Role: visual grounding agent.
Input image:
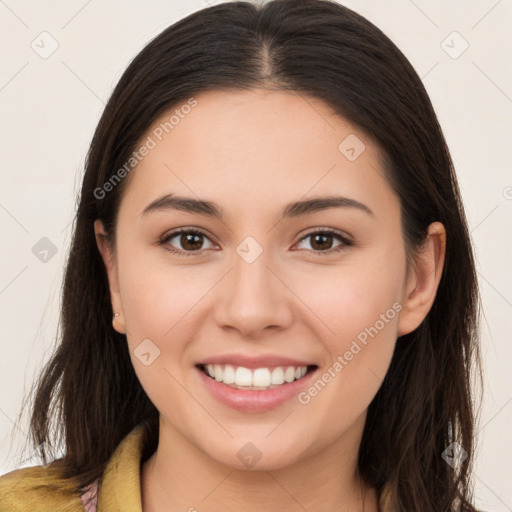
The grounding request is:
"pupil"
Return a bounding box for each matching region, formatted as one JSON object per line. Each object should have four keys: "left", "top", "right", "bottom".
{"left": 182, "top": 233, "right": 202, "bottom": 250}
{"left": 312, "top": 233, "right": 332, "bottom": 250}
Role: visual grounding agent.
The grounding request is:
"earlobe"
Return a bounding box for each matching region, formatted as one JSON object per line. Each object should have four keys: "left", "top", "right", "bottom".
{"left": 94, "top": 220, "right": 126, "bottom": 334}
{"left": 397, "top": 222, "right": 446, "bottom": 337}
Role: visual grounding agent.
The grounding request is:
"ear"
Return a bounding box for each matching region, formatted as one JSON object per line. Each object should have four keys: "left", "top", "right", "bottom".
{"left": 397, "top": 221, "right": 446, "bottom": 337}
{"left": 94, "top": 219, "right": 126, "bottom": 334}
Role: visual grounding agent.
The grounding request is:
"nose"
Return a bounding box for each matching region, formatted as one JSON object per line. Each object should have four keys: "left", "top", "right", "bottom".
{"left": 213, "top": 244, "right": 294, "bottom": 339}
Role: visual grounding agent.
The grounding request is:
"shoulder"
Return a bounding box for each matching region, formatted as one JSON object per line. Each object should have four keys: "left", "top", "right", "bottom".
{"left": 0, "top": 463, "right": 85, "bottom": 512}
{"left": 0, "top": 423, "right": 149, "bottom": 511}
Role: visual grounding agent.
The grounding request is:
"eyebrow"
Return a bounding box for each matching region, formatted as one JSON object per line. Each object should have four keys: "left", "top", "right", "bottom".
{"left": 141, "top": 193, "right": 374, "bottom": 219}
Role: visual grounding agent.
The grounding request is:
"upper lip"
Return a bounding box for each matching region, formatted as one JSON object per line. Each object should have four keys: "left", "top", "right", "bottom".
{"left": 197, "top": 354, "right": 316, "bottom": 369}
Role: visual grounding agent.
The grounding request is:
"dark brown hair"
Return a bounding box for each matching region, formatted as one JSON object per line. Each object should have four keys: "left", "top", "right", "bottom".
{"left": 14, "top": 1, "right": 482, "bottom": 510}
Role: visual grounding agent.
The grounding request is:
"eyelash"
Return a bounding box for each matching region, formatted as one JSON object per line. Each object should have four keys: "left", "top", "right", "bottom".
{"left": 157, "top": 227, "right": 352, "bottom": 258}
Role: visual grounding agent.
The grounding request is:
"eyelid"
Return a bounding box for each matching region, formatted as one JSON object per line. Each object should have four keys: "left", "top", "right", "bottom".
{"left": 160, "top": 226, "right": 213, "bottom": 241}
{"left": 295, "top": 226, "right": 353, "bottom": 244}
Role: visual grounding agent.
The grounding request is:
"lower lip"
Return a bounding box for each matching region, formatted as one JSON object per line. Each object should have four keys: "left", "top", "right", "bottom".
{"left": 196, "top": 366, "right": 318, "bottom": 413}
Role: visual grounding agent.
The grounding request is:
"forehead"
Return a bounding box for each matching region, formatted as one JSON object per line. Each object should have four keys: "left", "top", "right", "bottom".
{"left": 119, "top": 88, "right": 395, "bottom": 220}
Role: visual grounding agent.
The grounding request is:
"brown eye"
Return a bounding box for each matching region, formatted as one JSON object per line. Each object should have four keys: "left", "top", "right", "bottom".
{"left": 309, "top": 233, "right": 335, "bottom": 250}
{"left": 178, "top": 232, "right": 204, "bottom": 251}
{"left": 295, "top": 229, "right": 352, "bottom": 254}
{"left": 159, "top": 228, "right": 351, "bottom": 257}
{"left": 160, "top": 229, "right": 216, "bottom": 256}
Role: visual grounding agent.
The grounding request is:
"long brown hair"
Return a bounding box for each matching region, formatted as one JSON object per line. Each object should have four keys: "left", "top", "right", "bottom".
{"left": 14, "top": 1, "right": 482, "bottom": 510}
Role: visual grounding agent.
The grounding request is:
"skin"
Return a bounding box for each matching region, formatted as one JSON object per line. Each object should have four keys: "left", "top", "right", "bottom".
{"left": 95, "top": 88, "right": 446, "bottom": 512}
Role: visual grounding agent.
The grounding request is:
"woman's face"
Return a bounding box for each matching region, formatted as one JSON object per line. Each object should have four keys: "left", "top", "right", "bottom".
{"left": 95, "top": 88, "right": 441, "bottom": 471}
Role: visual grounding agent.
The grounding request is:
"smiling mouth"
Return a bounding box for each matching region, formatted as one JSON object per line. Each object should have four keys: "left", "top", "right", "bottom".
{"left": 197, "top": 363, "right": 318, "bottom": 391}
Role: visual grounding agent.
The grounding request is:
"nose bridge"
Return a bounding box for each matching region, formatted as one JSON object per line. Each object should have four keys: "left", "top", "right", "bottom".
{"left": 233, "top": 240, "right": 273, "bottom": 294}
{"left": 214, "top": 234, "right": 293, "bottom": 335}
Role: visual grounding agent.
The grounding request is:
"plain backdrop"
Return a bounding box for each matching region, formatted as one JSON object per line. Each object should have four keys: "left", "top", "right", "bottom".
{"left": 0, "top": 1, "right": 511, "bottom": 510}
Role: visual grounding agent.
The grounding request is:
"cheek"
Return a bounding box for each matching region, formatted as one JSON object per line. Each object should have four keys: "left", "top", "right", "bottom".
{"left": 291, "top": 248, "right": 404, "bottom": 417}
{"left": 117, "top": 237, "right": 215, "bottom": 341}
{"left": 291, "top": 245, "right": 405, "bottom": 347}
{"left": 116, "top": 250, "right": 209, "bottom": 426}
{"left": 116, "top": 248, "right": 220, "bottom": 408}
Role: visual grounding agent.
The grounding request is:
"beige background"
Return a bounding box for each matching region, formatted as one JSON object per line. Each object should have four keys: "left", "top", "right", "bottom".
{"left": 0, "top": 1, "right": 511, "bottom": 510}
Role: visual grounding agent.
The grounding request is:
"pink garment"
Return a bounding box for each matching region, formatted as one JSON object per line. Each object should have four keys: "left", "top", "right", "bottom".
{"left": 80, "top": 479, "right": 99, "bottom": 512}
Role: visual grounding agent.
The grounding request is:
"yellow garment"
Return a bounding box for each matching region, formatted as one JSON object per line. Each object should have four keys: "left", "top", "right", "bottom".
{"left": 0, "top": 424, "right": 395, "bottom": 511}
{"left": 0, "top": 424, "right": 146, "bottom": 512}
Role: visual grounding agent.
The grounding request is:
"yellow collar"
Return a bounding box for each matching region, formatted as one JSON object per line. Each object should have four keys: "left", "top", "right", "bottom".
{"left": 96, "top": 424, "right": 147, "bottom": 512}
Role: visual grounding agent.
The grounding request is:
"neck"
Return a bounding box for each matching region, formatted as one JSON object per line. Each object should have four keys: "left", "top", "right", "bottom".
{"left": 141, "top": 416, "right": 379, "bottom": 512}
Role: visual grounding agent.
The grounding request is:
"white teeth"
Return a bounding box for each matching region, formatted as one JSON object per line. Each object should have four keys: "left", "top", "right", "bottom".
{"left": 271, "top": 367, "right": 284, "bottom": 385}
{"left": 252, "top": 368, "right": 271, "bottom": 387}
{"left": 284, "top": 366, "right": 295, "bottom": 383}
{"left": 203, "top": 364, "right": 310, "bottom": 389}
{"left": 223, "top": 365, "right": 235, "bottom": 384}
{"left": 235, "top": 366, "right": 252, "bottom": 386}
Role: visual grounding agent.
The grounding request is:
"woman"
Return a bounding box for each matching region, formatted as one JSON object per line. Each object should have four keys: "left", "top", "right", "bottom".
{"left": 0, "top": 0, "right": 482, "bottom": 511}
